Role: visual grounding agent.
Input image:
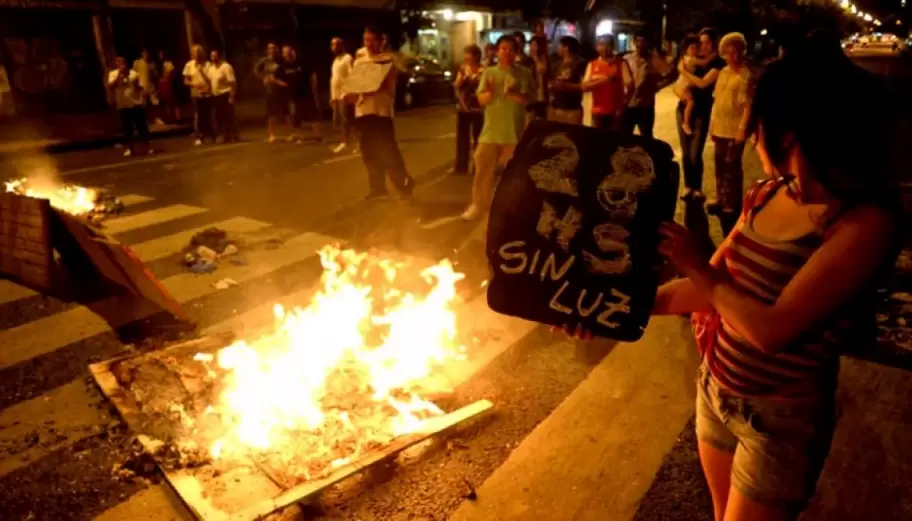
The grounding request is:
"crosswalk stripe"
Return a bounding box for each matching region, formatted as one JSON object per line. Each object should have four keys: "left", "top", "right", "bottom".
{"left": 0, "top": 281, "right": 39, "bottom": 306}
{"left": 0, "top": 231, "right": 337, "bottom": 370}
{"left": 128, "top": 216, "right": 270, "bottom": 263}
{"left": 102, "top": 204, "right": 210, "bottom": 235}
{"left": 115, "top": 194, "right": 155, "bottom": 207}
{"left": 0, "top": 380, "right": 113, "bottom": 477}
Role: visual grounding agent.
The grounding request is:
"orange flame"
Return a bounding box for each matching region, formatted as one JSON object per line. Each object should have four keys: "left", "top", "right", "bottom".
{"left": 196, "top": 245, "right": 466, "bottom": 477}
{"left": 4, "top": 178, "right": 97, "bottom": 215}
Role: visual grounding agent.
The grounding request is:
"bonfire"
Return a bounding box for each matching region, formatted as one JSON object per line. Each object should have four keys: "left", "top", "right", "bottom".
{"left": 178, "top": 245, "right": 467, "bottom": 483}
{"left": 4, "top": 178, "right": 123, "bottom": 220}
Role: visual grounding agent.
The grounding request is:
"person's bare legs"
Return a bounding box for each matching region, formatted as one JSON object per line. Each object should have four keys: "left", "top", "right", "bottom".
{"left": 267, "top": 116, "right": 277, "bottom": 143}
{"left": 699, "top": 441, "right": 735, "bottom": 521}
{"left": 723, "top": 488, "right": 795, "bottom": 521}
{"left": 683, "top": 96, "right": 695, "bottom": 135}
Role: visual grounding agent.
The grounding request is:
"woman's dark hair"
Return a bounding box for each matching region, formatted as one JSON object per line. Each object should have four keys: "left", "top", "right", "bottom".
{"left": 512, "top": 31, "right": 527, "bottom": 45}
{"left": 682, "top": 36, "right": 699, "bottom": 50}
{"left": 698, "top": 27, "right": 717, "bottom": 50}
{"left": 746, "top": 36, "right": 896, "bottom": 208}
{"left": 496, "top": 35, "right": 518, "bottom": 51}
{"left": 530, "top": 36, "right": 549, "bottom": 58}
{"left": 558, "top": 36, "right": 580, "bottom": 55}
{"left": 464, "top": 44, "right": 482, "bottom": 59}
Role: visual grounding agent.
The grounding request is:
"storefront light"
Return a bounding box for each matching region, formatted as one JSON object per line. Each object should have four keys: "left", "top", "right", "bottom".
{"left": 441, "top": 9, "right": 453, "bottom": 21}
{"left": 595, "top": 20, "right": 613, "bottom": 37}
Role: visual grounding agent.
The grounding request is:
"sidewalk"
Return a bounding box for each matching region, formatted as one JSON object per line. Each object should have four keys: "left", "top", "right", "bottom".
{"left": 0, "top": 98, "right": 280, "bottom": 157}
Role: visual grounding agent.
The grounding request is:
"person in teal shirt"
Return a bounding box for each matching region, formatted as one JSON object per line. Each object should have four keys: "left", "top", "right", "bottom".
{"left": 462, "top": 35, "right": 532, "bottom": 221}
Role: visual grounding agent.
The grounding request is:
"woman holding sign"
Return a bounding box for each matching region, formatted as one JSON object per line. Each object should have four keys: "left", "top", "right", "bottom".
{"left": 570, "top": 36, "right": 899, "bottom": 521}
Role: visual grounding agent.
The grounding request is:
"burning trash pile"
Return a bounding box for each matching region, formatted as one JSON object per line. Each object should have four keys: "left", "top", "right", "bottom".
{"left": 126, "top": 246, "right": 467, "bottom": 485}
{"left": 4, "top": 177, "right": 124, "bottom": 223}
{"left": 182, "top": 227, "right": 246, "bottom": 274}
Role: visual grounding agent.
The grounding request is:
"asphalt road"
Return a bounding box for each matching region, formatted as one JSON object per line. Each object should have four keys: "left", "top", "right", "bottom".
{"left": 0, "top": 79, "right": 911, "bottom": 521}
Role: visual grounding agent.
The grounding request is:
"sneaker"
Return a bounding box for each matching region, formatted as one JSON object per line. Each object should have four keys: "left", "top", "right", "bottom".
{"left": 399, "top": 178, "right": 415, "bottom": 199}
{"left": 295, "top": 139, "right": 303, "bottom": 146}
{"left": 123, "top": 149, "right": 132, "bottom": 157}
{"left": 267, "top": 136, "right": 276, "bottom": 144}
{"left": 680, "top": 188, "right": 694, "bottom": 202}
{"left": 461, "top": 205, "right": 482, "bottom": 221}
{"left": 194, "top": 139, "right": 203, "bottom": 146}
{"left": 154, "top": 118, "right": 165, "bottom": 126}
{"left": 147, "top": 148, "right": 155, "bottom": 156}
{"left": 693, "top": 190, "right": 707, "bottom": 202}
{"left": 365, "top": 191, "right": 390, "bottom": 201}
{"left": 332, "top": 143, "right": 348, "bottom": 154}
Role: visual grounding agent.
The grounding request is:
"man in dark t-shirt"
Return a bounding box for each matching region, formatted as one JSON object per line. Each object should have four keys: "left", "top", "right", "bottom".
{"left": 277, "top": 46, "right": 323, "bottom": 144}
{"left": 677, "top": 28, "right": 725, "bottom": 201}
{"left": 547, "top": 36, "right": 587, "bottom": 125}
{"left": 255, "top": 42, "right": 286, "bottom": 143}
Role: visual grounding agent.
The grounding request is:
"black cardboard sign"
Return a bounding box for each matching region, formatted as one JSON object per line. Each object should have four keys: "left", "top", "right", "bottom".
{"left": 486, "top": 121, "right": 679, "bottom": 342}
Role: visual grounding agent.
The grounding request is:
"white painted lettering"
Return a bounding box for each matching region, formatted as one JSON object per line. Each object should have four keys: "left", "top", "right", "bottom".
{"left": 540, "top": 252, "right": 575, "bottom": 282}
{"left": 548, "top": 280, "right": 574, "bottom": 314}
{"left": 596, "top": 289, "right": 632, "bottom": 329}
{"left": 498, "top": 240, "right": 528, "bottom": 274}
{"left": 576, "top": 289, "right": 603, "bottom": 318}
{"left": 537, "top": 201, "right": 583, "bottom": 251}
{"left": 528, "top": 249, "right": 541, "bottom": 275}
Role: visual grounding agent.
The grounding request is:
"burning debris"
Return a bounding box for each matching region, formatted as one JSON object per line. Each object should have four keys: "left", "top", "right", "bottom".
{"left": 97, "top": 245, "right": 478, "bottom": 495}
{"left": 182, "top": 227, "right": 246, "bottom": 273}
{"left": 4, "top": 177, "right": 124, "bottom": 223}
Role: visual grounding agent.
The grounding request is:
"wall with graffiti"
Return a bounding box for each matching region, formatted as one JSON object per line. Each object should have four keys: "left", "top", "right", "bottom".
{"left": 0, "top": 8, "right": 108, "bottom": 116}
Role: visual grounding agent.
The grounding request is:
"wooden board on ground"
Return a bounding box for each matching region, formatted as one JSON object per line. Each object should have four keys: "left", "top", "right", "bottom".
{"left": 89, "top": 336, "right": 493, "bottom": 521}
{"left": 52, "top": 209, "right": 187, "bottom": 320}
{"left": 0, "top": 192, "right": 54, "bottom": 290}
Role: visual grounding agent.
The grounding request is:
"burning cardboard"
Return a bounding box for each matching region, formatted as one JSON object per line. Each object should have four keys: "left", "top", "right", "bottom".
{"left": 4, "top": 177, "right": 125, "bottom": 224}
{"left": 90, "top": 246, "right": 492, "bottom": 520}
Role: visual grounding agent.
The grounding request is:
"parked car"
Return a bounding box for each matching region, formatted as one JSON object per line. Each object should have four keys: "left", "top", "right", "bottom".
{"left": 396, "top": 56, "right": 456, "bottom": 110}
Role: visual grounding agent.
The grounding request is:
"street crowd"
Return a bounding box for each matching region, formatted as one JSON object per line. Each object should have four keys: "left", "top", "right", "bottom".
{"left": 450, "top": 27, "right": 752, "bottom": 230}
{"left": 102, "top": 17, "right": 905, "bottom": 521}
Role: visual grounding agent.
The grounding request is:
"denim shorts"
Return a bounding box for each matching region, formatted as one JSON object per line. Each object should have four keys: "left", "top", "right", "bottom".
{"left": 695, "top": 364, "right": 837, "bottom": 510}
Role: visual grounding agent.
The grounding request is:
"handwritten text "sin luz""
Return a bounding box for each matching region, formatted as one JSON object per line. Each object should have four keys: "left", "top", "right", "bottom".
{"left": 498, "top": 240, "right": 632, "bottom": 328}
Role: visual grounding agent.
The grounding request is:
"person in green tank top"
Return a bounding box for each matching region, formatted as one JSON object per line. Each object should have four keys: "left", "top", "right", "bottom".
{"left": 461, "top": 35, "right": 532, "bottom": 221}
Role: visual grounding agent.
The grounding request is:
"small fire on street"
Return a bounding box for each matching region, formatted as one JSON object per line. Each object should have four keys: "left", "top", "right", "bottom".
{"left": 4, "top": 177, "right": 123, "bottom": 221}
{"left": 90, "top": 244, "right": 490, "bottom": 519}
{"left": 190, "top": 245, "right": 468, "bottom": 481}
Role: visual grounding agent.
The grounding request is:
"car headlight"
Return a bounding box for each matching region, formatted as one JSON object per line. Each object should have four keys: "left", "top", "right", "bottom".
{"left": 408, "top": 77, "right": 417, "bottom": 84}
{"left": 444, "top": 70, "right": 452, "bottom": 78}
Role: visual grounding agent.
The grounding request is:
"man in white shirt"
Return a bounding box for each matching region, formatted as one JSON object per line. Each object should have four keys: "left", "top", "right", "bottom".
{"left": 183, "top": 45, "right": 215, "bottom": 145}
{"left": 329, "top": 37, "right": 354, "bottom": 153}
{"left": 108, "top": 56, "right": 152, "bottom": 157}
{"left": 207, "top": 49, "right": 238, "bottom": 143}
{"left": 132, "top": 49, "right": 162, "bottom": 125}
{"left": 344, "top": 26, "right": 414, "bottom": 200}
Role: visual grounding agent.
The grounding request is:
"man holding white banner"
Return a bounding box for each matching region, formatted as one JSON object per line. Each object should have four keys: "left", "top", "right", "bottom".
{"left": 344, "top": 26, "right": 414, "bottom": 201}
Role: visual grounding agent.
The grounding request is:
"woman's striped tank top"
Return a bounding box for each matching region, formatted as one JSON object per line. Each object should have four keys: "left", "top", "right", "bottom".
{"left": 708, "top": 179, "right": 860, "bottom": 397}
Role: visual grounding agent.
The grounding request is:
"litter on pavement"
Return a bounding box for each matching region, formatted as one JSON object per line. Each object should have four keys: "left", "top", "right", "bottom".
{"left": 182, "top": 227, "right": 249, "bottom": 273}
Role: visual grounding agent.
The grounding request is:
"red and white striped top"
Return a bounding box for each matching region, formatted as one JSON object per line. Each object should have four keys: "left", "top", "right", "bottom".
{"left": 708, "top": 179, "right": 861, "bottom": 397}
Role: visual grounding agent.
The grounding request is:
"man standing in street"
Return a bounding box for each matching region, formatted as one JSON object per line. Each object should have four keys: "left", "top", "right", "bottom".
{"left": 329, "top": 37, "right": 355, "bottom": 153}
{"left": 462, "top": 35, "right": 532, "bottom": 220}
{"left": 207, "top": 49, "right": 237, "bottom": 143}
{"left": 622, "top": 32, "right": 671, "bottom": 139}
{"left": 278, "top": 46, "right": 323, "bottom": 145}
{"left": 548, "top": 36, "right": 587, "bottom": 124}
{"left": 255, "top": 43, "right": 287, "bottom": 144}
{"left": 108, "top": 56, "right": 152, "bottom": 157}
{"left": 345, "top": 26, "right": 414, "bottom": 201}
{"left": 183, "top": 45, "right": 214, "bottom": 145}
{"left": 132, "top": 49, "right": 162, "bottom": 126}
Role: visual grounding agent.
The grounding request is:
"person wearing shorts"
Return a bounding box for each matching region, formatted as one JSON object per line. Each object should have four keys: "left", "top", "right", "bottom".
{"left": 329, "top": 37, "right": 355, "bottom": 153}
{"left": 255, "top": 42, "right": 286, "bottom": 143}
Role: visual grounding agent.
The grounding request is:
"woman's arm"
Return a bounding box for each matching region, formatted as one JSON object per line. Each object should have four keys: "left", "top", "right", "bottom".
{"left": 682, "top": 68, "right": 719, "bottom": 89}
{"left": 654, "top": 224, "right": 735, "bottom": 315}
{"left": 682, "top": 206, "right": 896, "bottom": 354}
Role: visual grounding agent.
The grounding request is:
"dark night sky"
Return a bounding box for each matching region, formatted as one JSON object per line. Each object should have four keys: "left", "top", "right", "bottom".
{"left": 854, "top": 0, "right": 904, "bottom": 17}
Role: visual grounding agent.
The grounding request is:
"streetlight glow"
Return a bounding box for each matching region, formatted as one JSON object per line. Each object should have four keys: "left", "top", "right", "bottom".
{"left": 760, "top": 29, "right": 768, "bottom": 36}
{"left": 840, "top": 0, "right": 850, "bottom": 8}
{"left": 441, "top": 8, "right": 453, "bottom": 20}
{"left": 850, "top": 5, "right": 858, "bottom": 13}
{"left": 864, "top": 13, "right": 873, "bottom": 22}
